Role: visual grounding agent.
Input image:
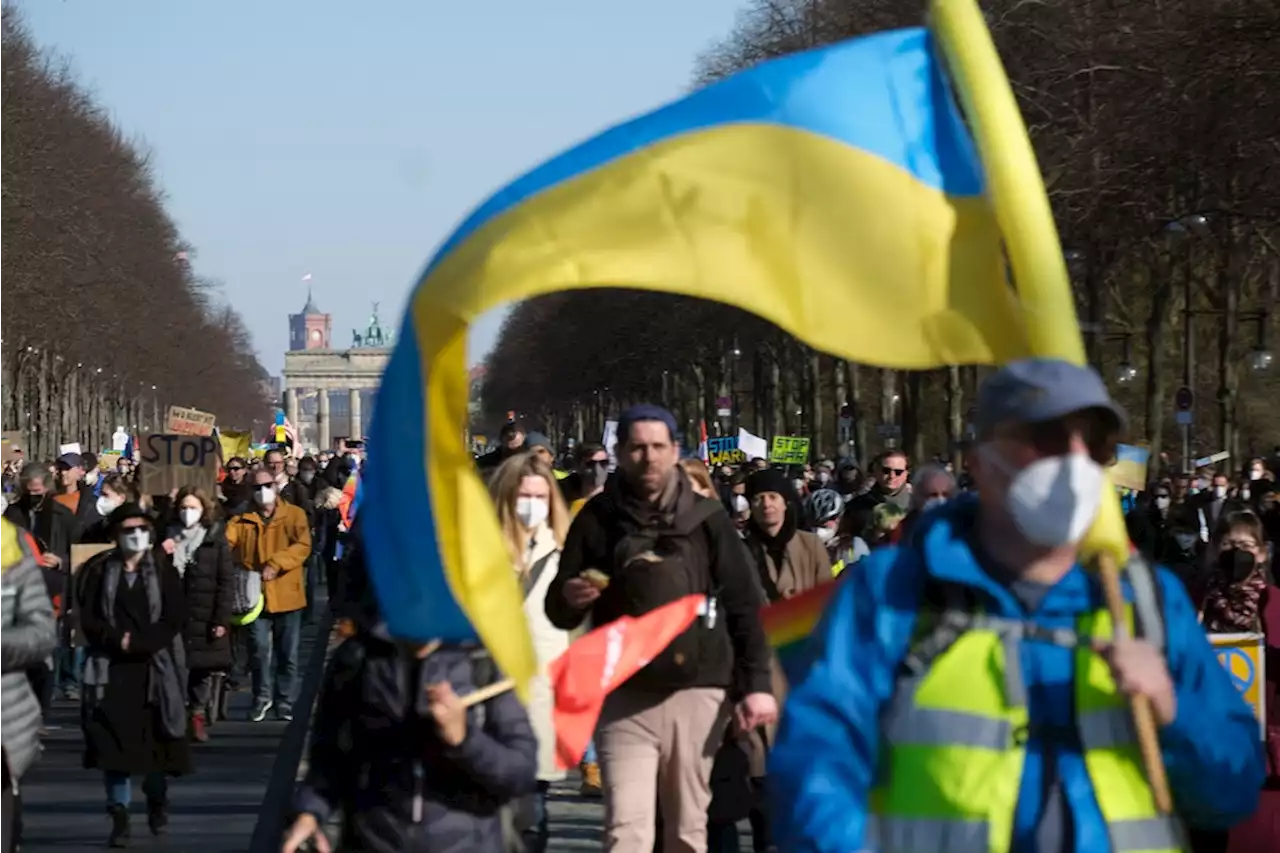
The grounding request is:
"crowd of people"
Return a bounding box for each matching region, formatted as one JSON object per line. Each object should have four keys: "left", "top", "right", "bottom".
{"left": 0, "top": 444, "right": 362, "bottom": 848}
{"left": 4, "top": 357, "right": 1279, "bottom": 853}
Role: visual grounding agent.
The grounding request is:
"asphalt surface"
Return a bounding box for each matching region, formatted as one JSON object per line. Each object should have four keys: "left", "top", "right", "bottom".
{"left": 19, "top": 610, "right": 330, "bottom": 853}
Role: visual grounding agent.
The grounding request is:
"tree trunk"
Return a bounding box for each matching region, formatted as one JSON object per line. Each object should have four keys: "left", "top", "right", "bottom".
{"left": 946, "top": 366, "right": 964, "bottom": 471}
{"left": 879, "top": 369, "right": 898, "bottom": 453}
{"left": 1143, "top": 260, "right": 1176, "bottom": 465}
{"left": 848, "top": 361, "right": 866, "bottom": 467}
{"left": 808, "top": 348, "right": 823, "bottom": 457}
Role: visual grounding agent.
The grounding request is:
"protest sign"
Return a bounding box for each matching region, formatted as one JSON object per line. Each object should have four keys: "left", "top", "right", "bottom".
{"left": 1110, "top": 444, "right": 1150, "bottom": 492}
{"left": 1210, "top": 632, "right": 1266, "bottom": 739}
{"left": 769, "top": 436, "right": 811, "bottom": 465}
{"left": 707, "top": 436, "right": 747, "bottom": 467}
{"left": 166, "top": 406, "right": 217, "bottom": 436}
{"left": 1, "top": 432, "right": 24, "bottom": 465}
{"left": 59, "top": 442, "right": 83, "bottom": 456}
{"left": 138, "top": 433, "right": 219, "bottom": 495}
{"left": 97, "top": 451, "right": 122, "bottom": 471}
{"left": 218, "top": 429, "right": 252, "bottom": 463}
{"left": 737, "top": 429, "right": 769, "bottom": 462}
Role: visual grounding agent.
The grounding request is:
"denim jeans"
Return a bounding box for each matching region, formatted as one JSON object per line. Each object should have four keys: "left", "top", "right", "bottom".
{"left": 54, "top": 645, "right": 85, "bottom": 694}
{"left": 583, "top": 739, "right": 597, "bottom": 763}
{"left": 103, "top": 770, "right": 167, "bottom": 806}
{"left": 246, "top": 609, "right": 302, "bottom": 709}
{"left": 520, "top": 780, "right": 551, "bottom": 853}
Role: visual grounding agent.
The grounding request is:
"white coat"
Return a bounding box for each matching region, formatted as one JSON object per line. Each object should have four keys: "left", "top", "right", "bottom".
{"left": 518, "top": 522, "right": 570, "bottom": 781}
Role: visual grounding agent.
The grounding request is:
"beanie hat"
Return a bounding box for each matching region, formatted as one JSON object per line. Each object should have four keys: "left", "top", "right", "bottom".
{"left": 617, "top": 404, "right": 678, "bottom": 443}
{"left": 745, "top": 467, "right": 794, "bottom": 502}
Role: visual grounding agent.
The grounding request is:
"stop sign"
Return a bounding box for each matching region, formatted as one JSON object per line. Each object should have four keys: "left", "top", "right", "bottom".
{"left": 1175, "top": 386, "right": 1193, "bottom": 412}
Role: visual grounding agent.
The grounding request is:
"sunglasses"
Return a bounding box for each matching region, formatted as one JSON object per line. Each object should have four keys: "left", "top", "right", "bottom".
{"left": 227, "top": 466, "right": 244, "bottom": 472}
{"left": 883, "top": 468, "right": 907, "bottom": 476}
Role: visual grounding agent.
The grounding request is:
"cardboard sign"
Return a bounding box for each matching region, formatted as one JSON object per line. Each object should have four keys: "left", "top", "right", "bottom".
{"left": 97, "top": 451, "right": 122, "bottom": 471}
{"left": 707, "top": 436, "right": 747, "bottom": 467}
{"left": 59, "top": 442, "right": 82, "bottom": 456}
{"left": 71, "top": 543, "right": 114, "bottom": 574}
{"left": 138, "top": 433, "right": 220, "bottom": 495}
{"left": 165, "top": 406, "right": 216, "bottom": 436}
{"left": 1, "top": 431, "right": 24, "bottom": 465}
{"left": 1110, "top": 444, "right": 1150, "bottom": 492}
{"left": 1210, "top": 632, "right": 1266, "bottom": 740}
{"left": 769, "top": 436, "right": 811, "bottom": 466}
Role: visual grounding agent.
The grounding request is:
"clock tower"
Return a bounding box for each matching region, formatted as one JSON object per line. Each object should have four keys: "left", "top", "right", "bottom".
{"left": 289, "top": 288, "right": 331, "bottom": 350}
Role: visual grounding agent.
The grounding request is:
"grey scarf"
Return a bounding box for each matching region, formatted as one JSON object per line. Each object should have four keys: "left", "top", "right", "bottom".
{"left": 168, "top": 523, "right": 207, "bottom": 578}
{"left": 82, "top": 551, "right": 188, "bottom": 739}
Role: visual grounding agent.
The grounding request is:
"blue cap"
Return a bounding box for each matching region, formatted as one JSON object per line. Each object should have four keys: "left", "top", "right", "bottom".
{"left": 617, "top": 403, "right": 678, "bottom": 443}
{"left": 976, "top": 358, "right": 1126, "bottom": 437}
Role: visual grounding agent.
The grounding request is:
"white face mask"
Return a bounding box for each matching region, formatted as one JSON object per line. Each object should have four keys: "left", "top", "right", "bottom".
{"left": 733, "top": 494, "right": 750, "bottom": 514}
{"left": 255, "top": 486, "right": 277, "bottom": 507}
{"left": 1249, "top": 469, "right": 1263, "bottom": 481}
{"left": 1155, "top": 496, "right": 1171, "bottom": 511}
{"left": 793, "top": 479, "right": 807, "bottom": 494}
{"left": 1240, "top": 488, "right": 1251, "bottom": 502}
{"left": 815, "top": 526, "right": 836, "bottom": 544}
{"left": 119, "top": 529, "right": 152, "bottom": 553}
{"left": 983, "top": 446, "right": 1103, "bottom": 548}
{"left": 515, "top": 496, "right": 549, "bottom": 530}
{"left": 1213, "top": 485, "right": 1228, "bottom": 500}
{"left": 84, "top": 469, "right": 99, "bottom": 486}
{"left": 96, "top": 495, "right": 123, "bottom": 518}
{"left": 180, "top": 507, "right": 203, "bottom": 529}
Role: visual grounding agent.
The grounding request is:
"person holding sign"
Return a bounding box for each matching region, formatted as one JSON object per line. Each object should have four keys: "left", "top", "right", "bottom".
{"left": 770, "top": 358, "right": 1264, "bottom": 853}
{"left": 225, "top": 469, "right": 312, "bottom": 723}
{"left": 1194, "top": 509, "right": 1280, "bottom": 852}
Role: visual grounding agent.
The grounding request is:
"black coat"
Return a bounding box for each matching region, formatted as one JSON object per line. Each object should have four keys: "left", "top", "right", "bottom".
{"left": 294, "top": 635, "right": 538, "bottom": 853}
{"left": 4, "top": 495, "right": 77, "bottom": 604}
{"left": 78, "top": 550, "right": 192, "bottom": 777}
{"left": 172, "top": 523, "right": 235, "bottom": 671}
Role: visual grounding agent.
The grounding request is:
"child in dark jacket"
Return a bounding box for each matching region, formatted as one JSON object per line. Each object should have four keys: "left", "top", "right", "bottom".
{"left": 283, "top": 626, "right": 538, "bottom": 853}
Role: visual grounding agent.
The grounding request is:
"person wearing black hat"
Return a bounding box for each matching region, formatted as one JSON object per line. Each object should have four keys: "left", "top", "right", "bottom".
{"left": 769, "top": 357, "right": 1263, "bottom": 853}
{"left": 545, "top": 403, "right": 773, "bottom": 853}
{"left": 77, "top": 503, "right": 190, "bottom": 846}
{"left": 741, "top": 468, "right": 831, "bottom": 603}
{"left": 477, "top": 420, "right": 528, "bottom": 480}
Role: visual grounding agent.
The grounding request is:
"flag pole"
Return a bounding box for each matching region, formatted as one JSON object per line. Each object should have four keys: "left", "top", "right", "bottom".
{"left": 929, "top": 0, "right": 1172, "bottom": 813}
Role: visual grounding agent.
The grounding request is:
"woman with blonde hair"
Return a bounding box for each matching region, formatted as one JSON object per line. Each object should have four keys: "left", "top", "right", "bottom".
{"left": 678, "top": 457, "right": 717, "bottom": 499}
{"left": 489, "top": 452, "right": 571, "bottom": 853}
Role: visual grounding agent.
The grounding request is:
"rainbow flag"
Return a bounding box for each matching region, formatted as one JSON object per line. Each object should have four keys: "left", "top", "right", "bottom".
{"left": 759, "top": 581, "right": 840, "bottom": 684}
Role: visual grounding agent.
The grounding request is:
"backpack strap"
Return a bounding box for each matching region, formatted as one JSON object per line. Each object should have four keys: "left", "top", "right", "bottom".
{"left": 1123, "top": 553, "right": 1166, "bottom": 652}
{"left": 898, "top": 579, "right": 981, "bottom": 678}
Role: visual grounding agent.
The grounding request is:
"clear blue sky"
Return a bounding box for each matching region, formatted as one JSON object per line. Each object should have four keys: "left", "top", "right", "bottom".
{"left": 18, "top": 0, "right": 744, "bottom": 374}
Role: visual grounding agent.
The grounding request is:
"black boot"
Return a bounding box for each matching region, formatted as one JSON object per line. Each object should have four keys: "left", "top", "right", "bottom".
{"left": 146, "top": 798, "right": 168, "bottom": 835}
{"left": 106, "top": 804, "right": 130, "bottom": 848}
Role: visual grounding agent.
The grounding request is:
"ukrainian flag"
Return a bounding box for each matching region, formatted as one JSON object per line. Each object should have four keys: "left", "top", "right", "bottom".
{"left": 362, "top": 27, "right": 1032, "bottom": 696}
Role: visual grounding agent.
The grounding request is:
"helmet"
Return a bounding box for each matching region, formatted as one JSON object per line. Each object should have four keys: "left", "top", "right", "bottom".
{"left": 805, "top": 488, "right": 845, "bottom": 526}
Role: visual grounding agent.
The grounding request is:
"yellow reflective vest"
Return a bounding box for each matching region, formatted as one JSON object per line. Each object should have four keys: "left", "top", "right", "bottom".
{"left": 867, "top": 578, "right": 1184, "bottom": 853}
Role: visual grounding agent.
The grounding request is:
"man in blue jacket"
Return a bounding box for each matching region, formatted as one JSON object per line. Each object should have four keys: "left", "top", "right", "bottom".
{"left": 769, "top": 357, "right": 1263, "bottom": 853}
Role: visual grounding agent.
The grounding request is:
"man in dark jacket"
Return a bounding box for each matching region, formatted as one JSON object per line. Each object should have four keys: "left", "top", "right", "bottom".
{"left": 477, "top": 421, "right": 527, "bottom": 480}
{"left": 53, "top": 452, "right": 99, "bottom": 536}
{"left": 545, "top": 403, "right": 774, "bottom": 853}
{"left": 283, "top": 626, "right": 538, "bottom": 853}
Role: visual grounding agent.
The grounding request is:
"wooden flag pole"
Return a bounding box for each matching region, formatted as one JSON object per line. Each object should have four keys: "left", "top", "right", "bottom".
{"left": 1095, "top": 552, "right": 1174, "bottom": 814}
{"left": 461, "top": 678, "right": 516, "bottom": 708}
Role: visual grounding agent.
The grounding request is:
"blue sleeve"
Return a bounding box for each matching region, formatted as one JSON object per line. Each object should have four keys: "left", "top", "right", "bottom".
{"left": 767, "top": 549, "right": 919, "bottom": 853}
{"left": 444, "top": 688, "right": 539, "bottom": 800}
{"left": 1155, "top": 568, "right": 1265, "bottom": 827}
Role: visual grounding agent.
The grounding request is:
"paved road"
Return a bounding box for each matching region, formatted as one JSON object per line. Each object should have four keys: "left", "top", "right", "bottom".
{"left": 19, "top": 612, "right": 330, "bottom": 853}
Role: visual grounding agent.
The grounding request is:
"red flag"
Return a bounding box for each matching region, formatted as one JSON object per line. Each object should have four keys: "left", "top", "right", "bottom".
{"left": 549, "top": 594, "right": 705, "bottom": 770}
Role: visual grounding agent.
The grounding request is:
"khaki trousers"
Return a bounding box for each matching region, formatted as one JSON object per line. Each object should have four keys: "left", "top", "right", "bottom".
{"left": 596, "top": 686, "right": 730, "bottom": 853}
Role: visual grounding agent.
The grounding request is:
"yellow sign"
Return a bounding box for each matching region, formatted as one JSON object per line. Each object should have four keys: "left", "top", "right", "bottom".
{"left": 1210, "top": 632, "right": 1266, "bottom": 739}
{"left": 769, "top": 436, "right": 811, "bottom": 466}
{"left": 98, "top": 451, "right": 122, "bottom": 472}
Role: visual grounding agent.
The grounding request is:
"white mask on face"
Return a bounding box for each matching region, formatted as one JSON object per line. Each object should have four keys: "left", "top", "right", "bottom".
{"left": 84, "top": 469, "right": 99, "bottom": 486}
{"left": 119, "top": 529, "right": 152, "bottom": 553}
{"left": 982, "top": 446, "right": 1104, "bottom": 548}
{"left": 96, "top": 495, "right": 123, "bottom": 518}
{"left": 733, "top": 494, "right": 750, "bottom": 514}
{"left": 516, "top": 497, "right": 549, "bottom": 530}
{"left": 1213, "top": 485, "right": 1228, "bottom": 500}
{"left": 1155, "top": 496, "right": 1171, "bottom": 511}
{"left": 180, "top": 507, "right": 202, "bottom": 529}
{"left": 815, "top": 526, "right": 836, "bottom": 544}
{"left": 1249, "top": 469, "right": 1263, "bottom": 481}
{"left": 255, "top": 486, "right": 277, "bottom": 507}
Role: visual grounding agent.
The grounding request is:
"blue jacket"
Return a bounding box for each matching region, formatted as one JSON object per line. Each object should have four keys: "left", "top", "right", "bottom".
{"left": 768, "top": 496, "right": 1264, "bottom": 853}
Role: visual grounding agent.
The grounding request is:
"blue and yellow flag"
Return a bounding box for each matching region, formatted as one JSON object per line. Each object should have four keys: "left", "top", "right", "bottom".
{"left": 362, "top": 26, "right": 1037, "bottom": 696}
